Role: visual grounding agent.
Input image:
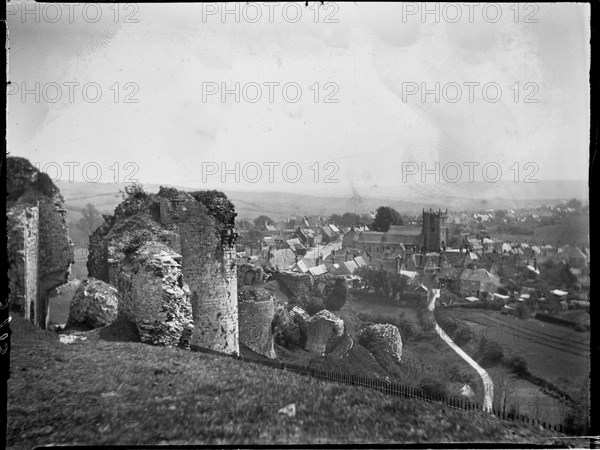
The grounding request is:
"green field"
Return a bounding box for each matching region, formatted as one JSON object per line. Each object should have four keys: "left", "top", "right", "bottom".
{"left": 344, "top": 293, "right": 485, "bottom": 402}
{"left": 436, "top": 307, "right": 590, "bottom": 425}
{"left": 493, "top": 214, "right": 589, "bottom": 246}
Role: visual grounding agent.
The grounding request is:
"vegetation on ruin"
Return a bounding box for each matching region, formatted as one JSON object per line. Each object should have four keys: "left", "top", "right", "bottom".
{"left": 7, "top": 157, "right": 61, "bottom": 204}
{"left": 189, "top": 190, "right": 236, "bottom": 227}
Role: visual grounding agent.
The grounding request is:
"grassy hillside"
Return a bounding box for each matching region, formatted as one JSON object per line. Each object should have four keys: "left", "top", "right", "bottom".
{"left": 8, "top": 315, "right": 572, "bottom": 448}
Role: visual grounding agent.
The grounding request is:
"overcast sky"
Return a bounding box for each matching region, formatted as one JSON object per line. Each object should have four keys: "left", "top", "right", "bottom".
{"left": 7, "top": 2, "right": 590, "bottom": 197}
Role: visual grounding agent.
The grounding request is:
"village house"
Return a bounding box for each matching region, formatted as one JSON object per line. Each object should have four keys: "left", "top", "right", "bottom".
{"left": 458, "top": 268, "right": 502, "bottom": 297}
{"left": 558, "top": 245, "right": 588, "bottom": 269}
{"left": 296, "top": 228, "right": 316, "bottom": 248}
{"left": 320, "top": 224, "right": 341, "bottom": 244}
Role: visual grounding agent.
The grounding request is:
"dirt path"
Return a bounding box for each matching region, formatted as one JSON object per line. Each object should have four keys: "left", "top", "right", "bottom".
{"left": 428, "top": 289, "right": 494, "bottom": 413}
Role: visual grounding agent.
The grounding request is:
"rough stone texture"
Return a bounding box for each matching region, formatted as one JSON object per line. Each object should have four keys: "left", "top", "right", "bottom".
{"left": 238, "top": 287, "right": 276, "bottom": 359}
{"left": 176, "top": 200, "right": 238, "bottom": 355}
{"left": 117, "top": 242, "right": 194, "bottom": 347}
{"left": 358, "top": 324, "right": 403, "bottom": 362}
{"left": 7, "top": 157, "right": 74, "bottom": 329}
{"left": 7, "top": 206, "right": 39, "bottom": 322}
{"left": 88, "top": 185, "right": 238, "bottom": 354}
{"left": 290, "top": 306, "right": 310, "bottom": 323}
{"left": 271, "top": 271, "right": 313, "bottom": 300}
{"left": 237, "top": 263, "right": 266, "bottom": 289}
{"left": 67, "top": 278, "right": 119, "bottom": 329}
{"left": 305, "top": 310, "right": 345, "bottom": 356}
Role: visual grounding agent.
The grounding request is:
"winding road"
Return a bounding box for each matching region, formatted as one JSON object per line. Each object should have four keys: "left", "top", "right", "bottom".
{"left": 427, "top": 289, "right": 494, "bottom": 413}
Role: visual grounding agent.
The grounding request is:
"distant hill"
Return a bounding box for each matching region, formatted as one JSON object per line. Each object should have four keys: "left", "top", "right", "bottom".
{"left": 56, "top": 179, "right": 588, "bottom": 221}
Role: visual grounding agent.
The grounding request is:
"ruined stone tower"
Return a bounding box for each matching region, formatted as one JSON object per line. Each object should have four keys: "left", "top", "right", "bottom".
{"left": 161, "top": 196, "right": 239, "bottom": 355}
{"left": 422, "top": 208, "right": 448, "bottom": 252}
{"left": 88, "top": 186, "right": 239, "bottom": 355}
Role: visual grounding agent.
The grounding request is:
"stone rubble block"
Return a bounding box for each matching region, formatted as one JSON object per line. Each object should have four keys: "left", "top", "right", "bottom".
{"left": 67, "top": 278, "right": 119, "bottom": 329}
{"left": 117, "top": 242, "right": 194, "bottom": 348}
{"left": 358, "top": 323, "right": 403, "bottom": 362}
{"left": 238, "top": 287, "right": 276, "bottom": 359}
{"left": 305, "top": 309, "right": 345, "bottom": 356}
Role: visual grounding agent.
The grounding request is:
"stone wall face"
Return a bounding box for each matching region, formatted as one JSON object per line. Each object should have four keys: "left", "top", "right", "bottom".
{"left": 87, "top": 228, "right": 110, "bottom": 282}
{"left": 271, "top": 271, "right": 313, "bottom": 299}
{"left": 7, "top": 157, "right": 74, "bottom": 329}
{"left": 305, "top": 310, "right": 345, "bottom": 356}
{"left": 7, "top": 205, "right": 39, "bottom": 322}
{"left": 117, "top": 243, "right": 193, "bottom": 347}
{"left": 359, "top": 324, "right": 403, "bottom": 362}
{"left": 237, "top": 263, "right": 266, "bottom": 289}
{"left": 86, "top": 187, "right": 238, "bottom": 353}
{"left": 177, "top": 201, "right": 239, "bottom": 355}
{"left": 38, "top": 201, "right": 73, "bottom": 290}
{"left": 238, "top": 287, "right": 275, "bottom": 359}
{"left": 68, "top": 278, "right": 119, "bottom": 329}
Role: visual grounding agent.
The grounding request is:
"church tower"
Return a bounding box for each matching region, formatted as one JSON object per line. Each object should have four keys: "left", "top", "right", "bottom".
{"left": 422, "top": 208, "right": 448, "bottom": 252}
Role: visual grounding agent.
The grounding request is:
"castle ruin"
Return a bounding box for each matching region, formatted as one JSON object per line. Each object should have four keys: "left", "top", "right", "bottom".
{"left": 88, "top": 186, "right": 239, "bottom": 355}
{"left": 7, "top": 157, "right": 74, "bottom": 329}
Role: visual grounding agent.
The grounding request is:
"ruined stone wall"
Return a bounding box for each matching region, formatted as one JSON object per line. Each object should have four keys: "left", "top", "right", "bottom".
{"left": 238, "top": 287, "right": 275, "bottom": 359}
{"left": 7, "top": 205, "right": 39, "bottom": 322}
{"left": 86, "top": 186, "right": 238, "bottom": 353}
{"left": 116, "top": 242, "right": 193, "bottom": 347}
{"left": 359, "top": 324, "right": 403, "bottom": 362}
{"left": 87, "top": 227, "right": 110, "bottom": 282}
{"left": 38, "top": 201, "right": 73, "bottom": 306}
{"left": 271, "top": 271, "right": 313, "bottom": 300}
{"left": 305, "top": 310, "right": 344, "bottom": 356}
{"left": 68, "top": 278, "right": 119, "bottom": 329}
{"left": 237, "top": 263, "right": 266, "bottom": 289}
{"left": 177, "top": 201, "right": 238, "bottom": 355}
{"left": 7, "top": 157, "right": 73, "bottom": 329}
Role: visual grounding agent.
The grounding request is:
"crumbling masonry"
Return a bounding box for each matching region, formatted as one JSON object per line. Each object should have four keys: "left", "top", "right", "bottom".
{"left": 7, "top": 157, "right": 74, "bottom": 329}
{"left": 88, "top": 186, "right": 239, "bottom": 354}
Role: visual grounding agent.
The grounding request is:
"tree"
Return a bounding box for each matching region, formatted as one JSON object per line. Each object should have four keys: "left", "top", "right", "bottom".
{"left": 329, "top": 212, "right": 371, "bottom": 227}
{"left": 495, "top": 372, "right": 517, "bottom": 417}
{"left": 387, "top": 272, "right": 410, "bottom": 304}
{"left": 254, "top": 215, "right": 274, "bottom": 228}
{"left": 566, "top": 198, "right": 582, "bottom": 210}
{"left": 76, "top": 204, "right": 104, "bottom": 243}
{"left": 236, "top": 219, "right": 253, "bottom": 231}
{"left": 371, "top": 206, "right": 403, "bottom": 232}
{"left": 540, "top": 260, "right": 577, "bottom": 288}
{"left": 325, "top": 278, "right": 349, "bottom": 310}
{"left": 354, "top": 266, "right": 409, "bottom": 302}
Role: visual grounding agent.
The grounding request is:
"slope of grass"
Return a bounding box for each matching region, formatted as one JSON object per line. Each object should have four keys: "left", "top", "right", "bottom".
{"left": 7, "top": 315, "right": 574, "bottom": 448}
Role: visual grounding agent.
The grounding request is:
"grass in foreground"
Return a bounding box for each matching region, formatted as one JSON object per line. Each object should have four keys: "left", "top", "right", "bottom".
{"left": 7, "top": 315, "right": 579, "bottom": 448}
